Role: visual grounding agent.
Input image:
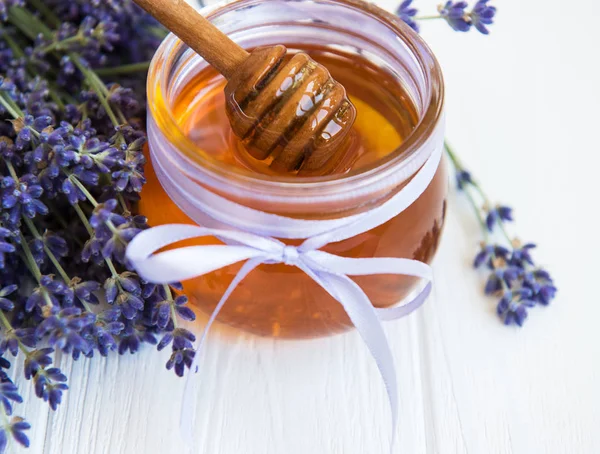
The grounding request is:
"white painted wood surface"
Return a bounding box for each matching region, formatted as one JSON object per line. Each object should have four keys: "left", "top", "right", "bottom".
{"left": 11, "top": 0, "right": 600, "bottom": 452}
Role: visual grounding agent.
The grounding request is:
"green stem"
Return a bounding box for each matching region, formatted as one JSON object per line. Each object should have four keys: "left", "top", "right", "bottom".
{"left": 415, "top": 15, "right": 443, "bottom": 20}
{"left": 95, "top": 62, "right": 152, "bottom": 76}
{"left": 71, "top": 57, "right": 121, "bottom": 127}
{"left": 73, "top": 203, "right": 94, "bottom": 237}
{"left": 7, "top": 8, "right": 37, "bottom": 40}
{"left": 38, "top": 36, "right": 82, "bottom": 54}
{"left": 444, "top": 142, "right": 489, "bottom": 240}
{"left": 2, "top": 32, "right": 23, "bottom": 57}
{"left": 0, "top": 93, "right": 22, "bottom": 119}
{"left": 463, "top": 186, "right": 489, "bottom": 241}
{"left": 23, "top": 218, "right": 94, "bottom": 312}
{"left": 67, "top": 175, "right": 120, "bottom": 237}
{"left": 22, "top": 217, "right": 71, "bottom": 283}
{"left": 47, "top": 82, "right": 67, "bottom": 110}
{"left": 26, "top": 0, "right": 61, "bottom": 28}
{"left": 67, "top": 173, "right": 99, "bottom": 206}
{"left": 444, "top": 141, "right": 463, "bottom": 170}
{"left": 497, "top": 219, "right": 513, "bottom": 245}
{"left": 8, "top": 203, "right": 54, "bottom": 307}
{"left": 117, "top": 194, "right": 129, "bottom": 214}
{"left": 446, "top": 141, "right": 515, "bottom": 245}
{"left": 8, "top": 6, "right": 53, "bottom": 39}
{"left": 18, "top": 232, "right": 42, "bottom": 282}
{"left": 164, "top": 285, "right": 178, "bottom": 328}
{"left": 4, "top": 161, "right": 19, "bottom": 182}
{"left": 105, "top": 258, "right": 120, "bottom": 280}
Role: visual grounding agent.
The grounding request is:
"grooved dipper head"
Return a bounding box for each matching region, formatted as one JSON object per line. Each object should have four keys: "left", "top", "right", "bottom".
{"left": 224, "top": 45, "right": 357, "bottom": 174}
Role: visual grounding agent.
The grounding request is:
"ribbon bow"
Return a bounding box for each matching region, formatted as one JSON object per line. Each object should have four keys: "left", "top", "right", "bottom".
{"left": 127, "top": 223, "right": 433, "bottom": 445}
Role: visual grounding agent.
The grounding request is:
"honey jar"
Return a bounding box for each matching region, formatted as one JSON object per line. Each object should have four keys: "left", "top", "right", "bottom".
{"left": 139, "top": 0, "right": 447, "bottom": 338}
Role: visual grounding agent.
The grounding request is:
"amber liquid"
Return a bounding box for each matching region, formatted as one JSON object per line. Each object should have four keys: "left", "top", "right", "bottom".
{"left": 139, "top": 46, "right": 447, "bottom": 338}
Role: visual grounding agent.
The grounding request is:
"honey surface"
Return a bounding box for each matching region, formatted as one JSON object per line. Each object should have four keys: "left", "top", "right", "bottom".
{"left": 171, "top": 46, "right": 418, "bottom": 176}
{"left": 139, "top": 46, "right": 447, "bottom": 338}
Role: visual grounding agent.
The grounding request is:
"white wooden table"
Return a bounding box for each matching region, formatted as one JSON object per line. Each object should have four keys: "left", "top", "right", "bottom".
{"left": 12, "top": 0, "right": 600, "bottom": 452}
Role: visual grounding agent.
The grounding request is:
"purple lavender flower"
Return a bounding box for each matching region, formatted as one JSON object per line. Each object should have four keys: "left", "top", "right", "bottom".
{"left": 483, "top": 264, "right": 521, "bottom": 295}
{"left": 43, "top": 232, "right": 68, "bottom": 258}
{"left": 172, "top": 328, "right": 196, "bottom": 350}
{"left": 485, "top": 205, "right": 513, "bottom": 231}
{"left": 33, "top": 367, "right": 68, "bottom": 410}
{"left": 0, "top": 227, "right": 15, "bottom": 269}
{"left": 474, "top": 239, "right": 556, "bottom": 327}
{"left": 0, "top": 0, "right": 25, "bottom": 22}
{"left": 166, "top": 348, "right": 195, "bottom": 378}
{"left": 0, "top": 328, "right": 36, "bottom": 357}
{"left": 396, "top": 0, "right": 419, "bottom": 32}
{"left": 508, "top": 243, "right": 536, "bottom": 267}
{"left": 89, "top": 199, "right": 125, "bottom": 229}
{"left": 36, "top": 307, "right": 96, "bottom": 355}
{"left": 0, "top": 356, "right": 10, "bottom": 380}
{"left": 25, "top": 275, "right": 68, "bottom": 312}
{"left": 497, "top": 293, "right": 528, "bottom": 326}
{"left": 438, "top": 1, "right": 471, "bottom": 32}
{"left": 96, "top": 216, "right": 143, "bottom": 264}
{"left": 118, "top": 321, "right": 157, "bottom": 355}
{"left": 455, "top": 169, "right": 472, "bottom": 189}
{"left": 0, "top": 137, "right": 19, "bottom": 165}
{"left": 86, "top": 309, "right": 124, "bottom": 356}
{"left": 23, "top": 348, "right": 54, "bottom": 380}
{"left": 0, "top": 77, "right": 16, "bottom": 100}
{"left": 13, "top": 115, "right": 52, "bottom": 150}
{"left": 473, "top": 243, "right": 510, "bottom": 268}
{"left": 60, "top": 177, "right": 87, "bottom": 205}
{"left": 470, "top": 0, "right": 497, "bottom": 34}
{"left": 0, "top": 381, "right": 23, "bottom": 415}
{"left": 448, "top": 141, "right": 556, "bottom": 327}
{"left": 116, "top": 291, "right": 144, "bottom": 320}
{"left": 111, "top": 148, "right": 146, "bottom": 193}
{"left": 1, "top": 174, "right": 48, "bottom": 228}
{"left": 174, "top": 295, "right": 195, "bottom": 321}
{"left": 0, "top": 284, "right": 17, "bottom": 312}
{"left": 63, "top": 279, "right": 101, "bottom": 307}
{"left": 0, "top": 416, "right": 31, "bottom": 450}
{"left": 107, "top": 84, "right": 140, "bottom": 118}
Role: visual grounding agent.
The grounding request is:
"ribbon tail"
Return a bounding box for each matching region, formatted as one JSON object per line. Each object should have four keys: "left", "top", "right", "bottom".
{"left": 180, "top": 257, "right": 265, "bottom": 445}
{"left": 297, "top": 263, "right": 398, "bottom": 450}
{"left": 304, "top": 251, "right": 433, "bottom": 321}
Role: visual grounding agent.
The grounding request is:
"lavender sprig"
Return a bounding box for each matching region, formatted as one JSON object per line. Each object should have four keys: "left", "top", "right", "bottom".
{"left": 396, "top": 0, "right": 497, "bottom": 34}
{"left": 447, "top": 143, "right": 557, "bottom": 326}
{"left": 0, "top": 1, "right": 194, "bottom": 450}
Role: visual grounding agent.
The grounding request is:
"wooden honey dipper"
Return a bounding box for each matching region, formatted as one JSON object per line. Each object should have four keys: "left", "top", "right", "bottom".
{"left": 134, "top": 0, "right": 357, "bottom": 174}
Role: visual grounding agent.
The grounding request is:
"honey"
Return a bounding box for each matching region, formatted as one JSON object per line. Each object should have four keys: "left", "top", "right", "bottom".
{"left": 140, "top": 42, "right": 447, "bottom": 338}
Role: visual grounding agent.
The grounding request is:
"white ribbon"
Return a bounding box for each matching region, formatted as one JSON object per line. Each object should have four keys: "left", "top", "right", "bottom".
{"left": 126, "top": 122, "right": 443, "bottom": 448}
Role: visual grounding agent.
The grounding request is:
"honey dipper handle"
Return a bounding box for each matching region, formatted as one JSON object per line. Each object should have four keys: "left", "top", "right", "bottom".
{"left": 134, "top": 0, "right": 250, "bottom": 79}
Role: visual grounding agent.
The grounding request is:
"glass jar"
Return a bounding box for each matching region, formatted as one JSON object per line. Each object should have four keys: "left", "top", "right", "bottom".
{"left": 140, "top": 0, "right": 446, "bottom": 338}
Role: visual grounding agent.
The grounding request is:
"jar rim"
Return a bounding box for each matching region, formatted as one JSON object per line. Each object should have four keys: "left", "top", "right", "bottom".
{"left": 147, "top": 0, "right": 444, "bottom": 199}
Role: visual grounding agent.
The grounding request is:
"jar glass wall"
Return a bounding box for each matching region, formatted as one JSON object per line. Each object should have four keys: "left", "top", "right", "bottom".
{"left": 140, "top": 0, "right": 447, "bottom": 338}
